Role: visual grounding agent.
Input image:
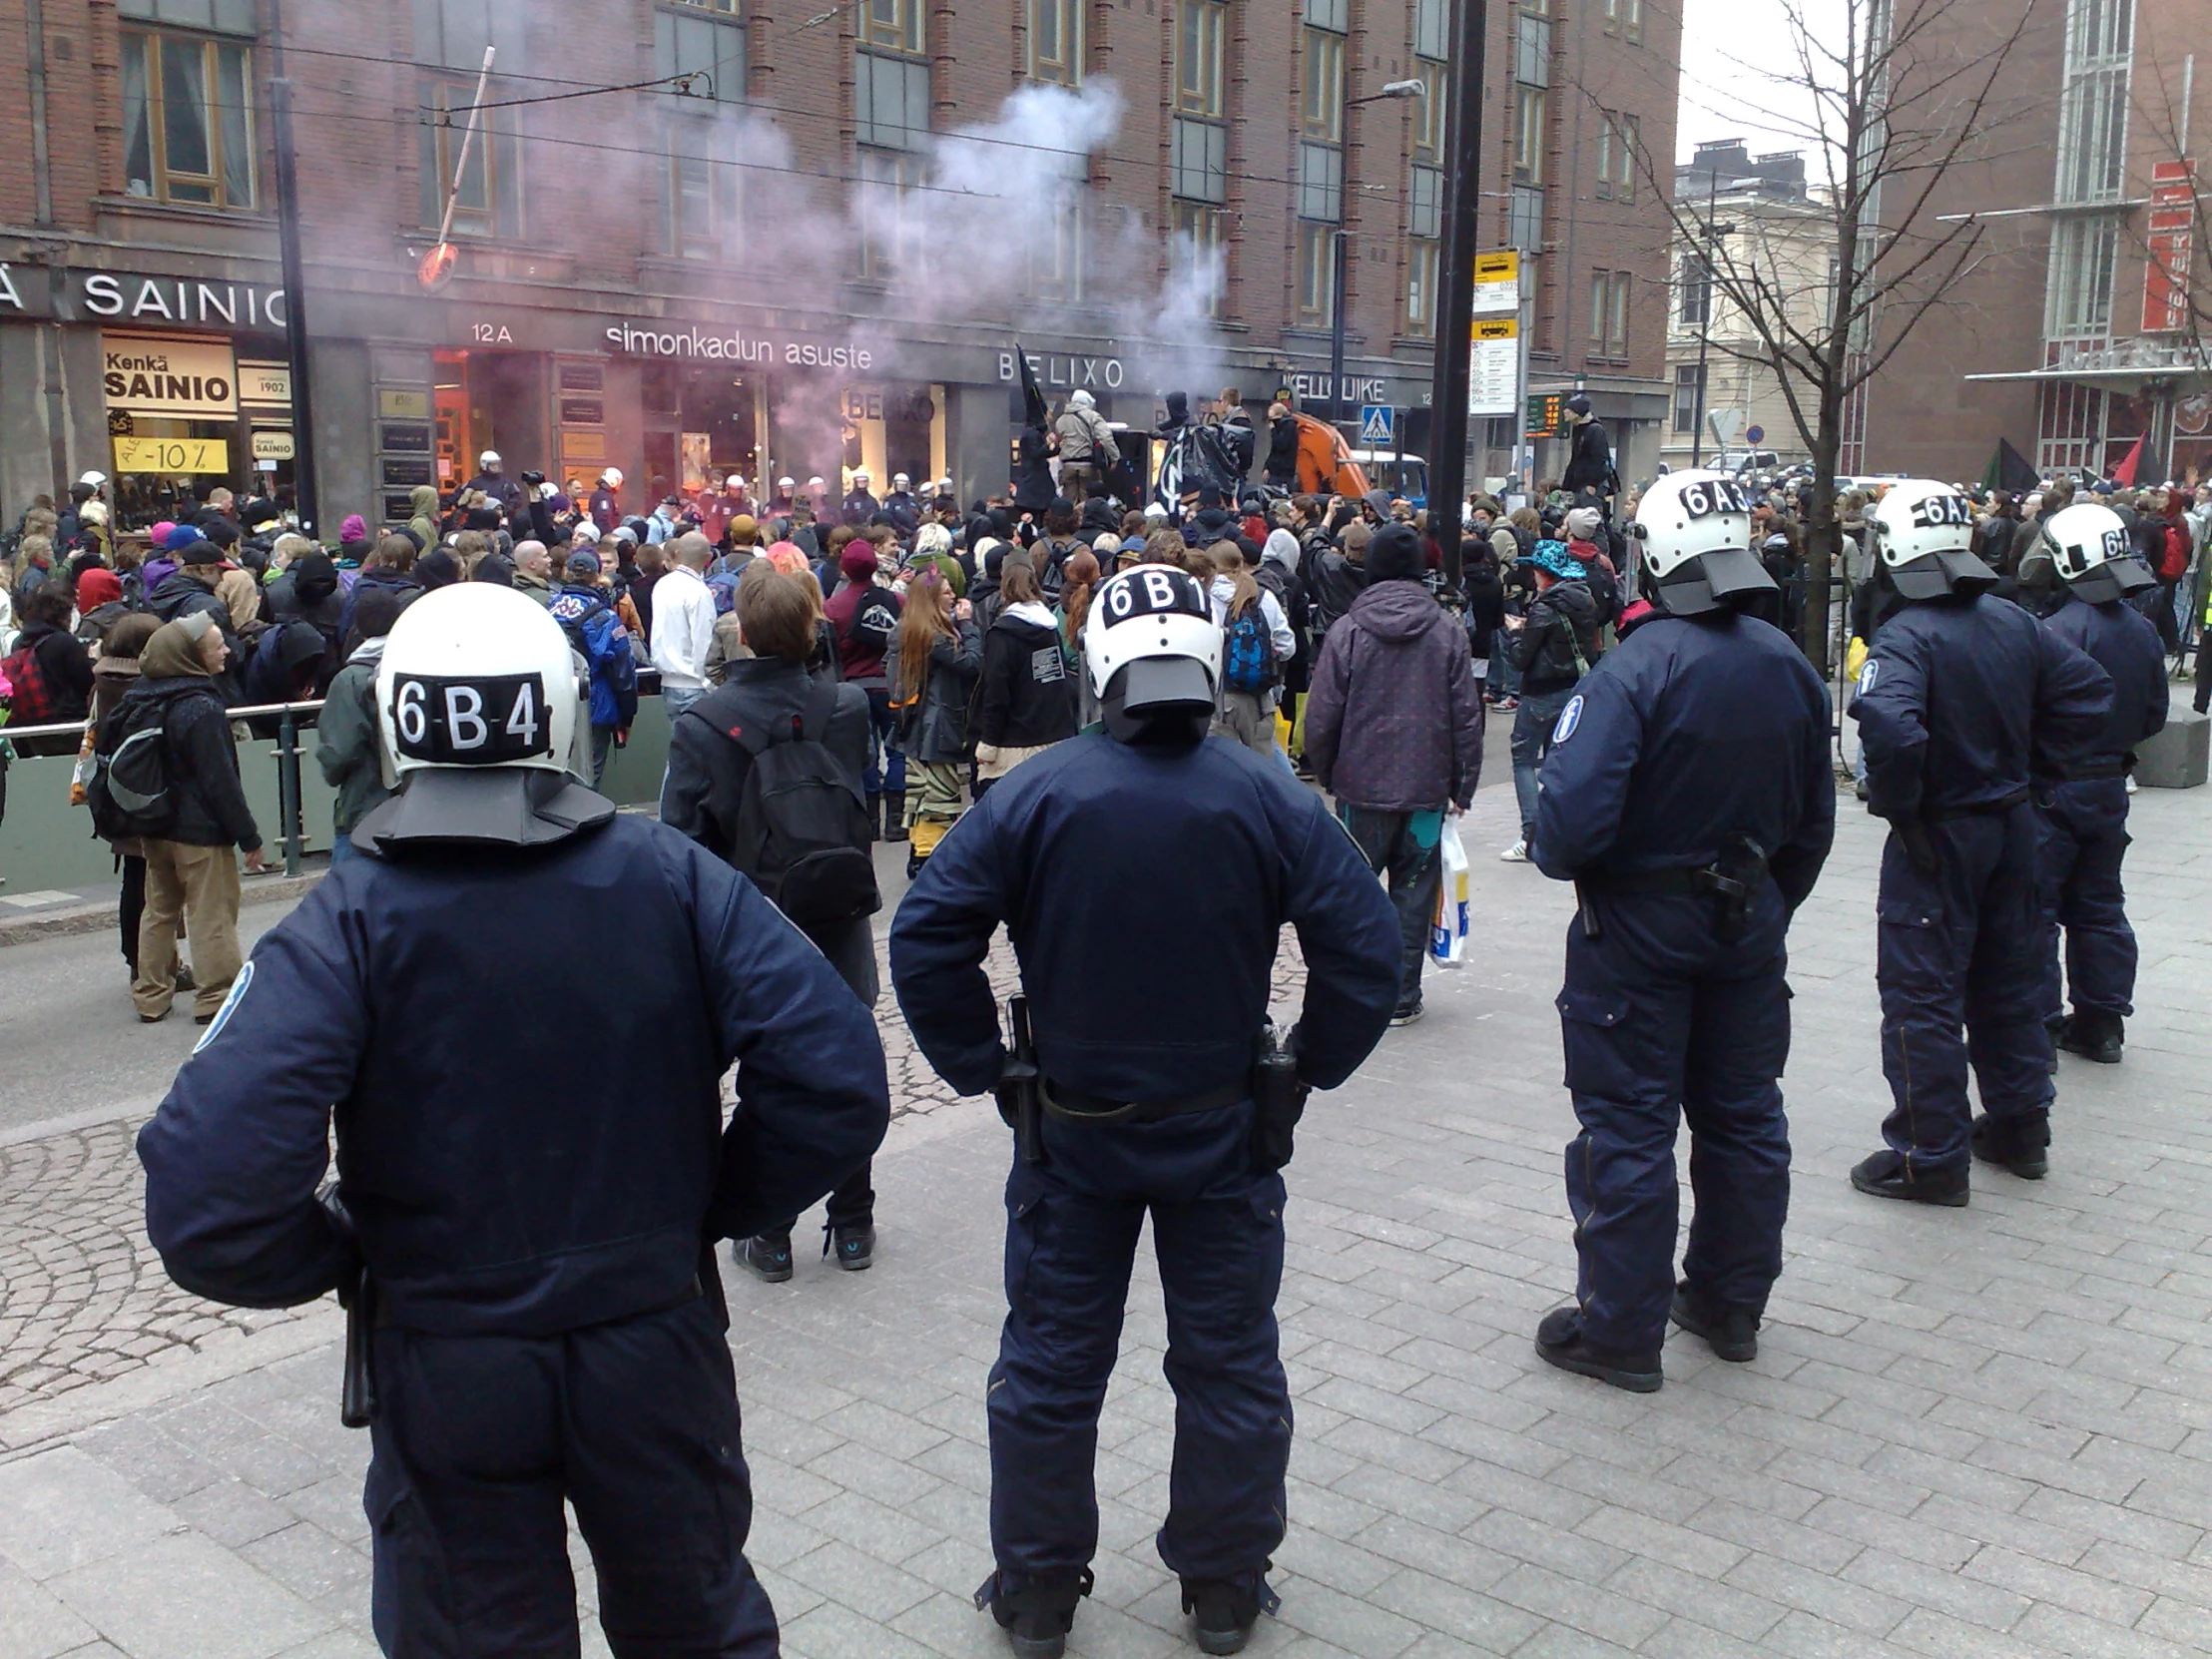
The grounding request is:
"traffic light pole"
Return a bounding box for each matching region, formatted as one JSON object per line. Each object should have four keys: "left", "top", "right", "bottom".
{"left": 1427, "top": 0, "right": 1487, "bottom": 589}
{"left": 268, "top": 0, "right": 318, "bottom": 538}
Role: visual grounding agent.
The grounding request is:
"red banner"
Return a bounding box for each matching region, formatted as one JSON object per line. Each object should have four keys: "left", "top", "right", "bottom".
{"left": 2142, "top": 160, "right": 2195, "bottom": 333}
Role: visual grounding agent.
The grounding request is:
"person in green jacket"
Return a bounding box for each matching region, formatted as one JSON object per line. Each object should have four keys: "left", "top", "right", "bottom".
{"left": 313, "top": 588, "right": 405, "bottom": 861}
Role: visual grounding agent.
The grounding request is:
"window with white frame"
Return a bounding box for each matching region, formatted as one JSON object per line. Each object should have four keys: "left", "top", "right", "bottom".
{"left": 1029, "top": 0, "right": 1083, "bottom": 85}
{"left": 2046, "top": 213, "right": 2120, "bottom": 337}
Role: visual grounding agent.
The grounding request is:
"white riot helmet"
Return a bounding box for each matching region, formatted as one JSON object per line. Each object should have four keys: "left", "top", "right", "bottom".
{"left": 893, "top": 472, "right": 911, "bottom": 489}
{"left": 2039, "top": 501, "right": 2155, "bottom": 603}
{"left": 1870, "top": 478, "right": 1994, "bottom": 599}
{"left": 1625, "top": 469, "right": 1775, "bottom": 616}
{"left": 363, "top": 585, "right": 610, "bottom": 851}
{"left": 1081, "top": 565, "right": 1221, "bottom": 743}
{"left": 850, "top": 468, "right": 870, "bottom": 485}
{"left": 599, "top": 467, "right": 624, "bottom": 489}
{"left": 479, "top": 450, "right": 502, "bottom": 471}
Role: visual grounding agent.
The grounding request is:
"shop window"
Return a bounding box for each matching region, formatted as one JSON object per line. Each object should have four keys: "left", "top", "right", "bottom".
{"left": 657, "top": 7, "right": 745, "bottom": 102}
{"left": 1413, "top": 0, "right": 1448, "bottom": 61}
{"left": 1175, "top": 0, "right": 1226, "bottom": 117}
{"left": 856, "top": 50, "right": 928, "bottom": 150}
{"left": 1297, "top": 142, "right": 1343, "bottom": 223}
{"left": 418, "top": 76, "right": 518, "bottom": 236}
{"left": 1673, "top": 363, "right": 1706, "bottom": 433}
{"left": 1513, "top": 85, "right": 1545, "bottom": 186}
{"left": 121, "top": 30, "right": 256, "bottom": 209}
{"left": 855, "top": 0, "right": 924, "bottom": 53}
{"left": 1303, "top": 29, "right": 1344, "bottom": 144}
{"left": 1171, "top": 118, "right": 1227, "bottom": 205}
{"left": 1171, "top": 201, "right": 1226, "bottom": 317}
{"left": 1297, "top": 223, "right": 1339, "bottom": 328}
{"left": 1029, "top": 0, "right": 1083, "bottom": 86}
{"left": 1405, "top": 240, "right": 1438, "bottom": 339}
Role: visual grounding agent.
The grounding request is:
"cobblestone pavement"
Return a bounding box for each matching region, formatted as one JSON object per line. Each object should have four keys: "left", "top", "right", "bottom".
{"left": 5, "top": 778, "right": 2212, "bottom": 1659}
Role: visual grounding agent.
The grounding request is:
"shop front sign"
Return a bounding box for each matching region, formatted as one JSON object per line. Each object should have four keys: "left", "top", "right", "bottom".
{"left": 102, "top": 335, "right": 238, "bottom": 417}
{"left": 998, "top": 350, "right": 1126, "bottom": 391}
{"left": 603, "top": 318, "right": 877, "bottom": 369}
{"left": 251, "top": 429, "right": 295, "bottom": 461}
{"left": 114, "top": 436, "right": 231, "bottom": 474}
{"left": 0, "top": 265, "right": 288, "bottom": 329}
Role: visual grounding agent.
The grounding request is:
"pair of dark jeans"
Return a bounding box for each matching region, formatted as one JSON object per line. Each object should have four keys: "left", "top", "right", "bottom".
{"left": 1337, "top": 806, "right": 1439, "bottom": 1009}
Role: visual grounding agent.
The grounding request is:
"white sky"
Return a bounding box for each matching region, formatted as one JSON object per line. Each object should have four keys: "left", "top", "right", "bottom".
{"left": 1675, "top": 0, "right": 1850, "bottom": 166}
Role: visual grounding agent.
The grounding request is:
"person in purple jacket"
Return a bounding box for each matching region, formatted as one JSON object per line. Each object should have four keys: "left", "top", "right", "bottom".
{"left": 1302, "top": 521, "right": 1485, "bottom": 1025}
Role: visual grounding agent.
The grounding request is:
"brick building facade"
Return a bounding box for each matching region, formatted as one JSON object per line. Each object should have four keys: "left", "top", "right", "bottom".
{"left": 0, "top": 0, "right": 1679, "bottom": 526}
{"left": 1862, "top": 0, "right": 2212, "bottom": 487}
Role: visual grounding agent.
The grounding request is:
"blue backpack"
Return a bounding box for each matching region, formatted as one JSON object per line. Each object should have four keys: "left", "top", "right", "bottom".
{"left": 1223, "top": 603, "right": 1279, "bottom": 695}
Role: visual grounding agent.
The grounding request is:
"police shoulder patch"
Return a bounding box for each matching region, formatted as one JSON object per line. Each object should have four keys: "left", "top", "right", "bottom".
{"left": 1857, "top": 660, "right": 1879, "bottom": 697}
{"left": 1553, "top": 695, "right": 1585, "bottom": 745}
{"left": 191, "top": 959, "right": 255, "bottom": 1055}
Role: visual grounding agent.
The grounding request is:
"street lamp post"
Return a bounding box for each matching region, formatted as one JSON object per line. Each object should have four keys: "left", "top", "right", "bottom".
{"left": 1426, "top": 0, "right": 1487, "bottom": 588}
{"left": 1687, "top": 167, "right": 1735, "bottom": 472}
{"left": 268, "top": 0, "right": 318, "bottom": 538}
{"left": 1332, "top": 80, "right": 1429, "bottom": 431}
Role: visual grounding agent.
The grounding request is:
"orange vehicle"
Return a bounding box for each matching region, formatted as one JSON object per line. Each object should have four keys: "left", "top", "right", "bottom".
{"left": 1294, "top": 412, "right": 1372, "bottom": 497}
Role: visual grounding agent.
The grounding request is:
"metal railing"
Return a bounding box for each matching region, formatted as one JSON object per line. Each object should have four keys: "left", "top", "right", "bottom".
{"left": 3, "top": 699, "right": 328, "bottom": 878}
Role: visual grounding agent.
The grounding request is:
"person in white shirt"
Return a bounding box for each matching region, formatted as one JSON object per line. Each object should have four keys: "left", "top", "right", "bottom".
{"left": 651, "top": 533, "right": 718, "bottom": 720}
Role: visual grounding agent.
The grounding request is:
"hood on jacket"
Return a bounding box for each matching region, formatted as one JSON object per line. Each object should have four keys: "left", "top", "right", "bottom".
{"left": 1535, "top": 575, "right": 1599, "bottom": 625}
{"left": 77, "top": 567, "right": 123, "bottom": 609}
{"left": 1347, "top": 579, "right": 1449, "bottom": 644}
{"left": 409, "top": 485, "right": 439, "bottom": 519}
{"left": 346, "top": 633, "right": 391, "bottom": 670}
{"left": 995, "top": 600, "right": 1059, "bottom": 632}
{"left": 1263, "top": 527, "right": 1302, "bottom": 575}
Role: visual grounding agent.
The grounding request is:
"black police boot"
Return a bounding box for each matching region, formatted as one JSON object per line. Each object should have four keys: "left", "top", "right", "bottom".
{"left": 1179, "top": 1573, "right": 1280, "bottom": 1655}
{"left": 1970, "top": 1111, "right": 2050, "bottom": 1180}
{"left": 2057, "top": 1011, "right": 2124, "bottom": 1064}
{"left": 738, "top": 1233, "right": 795, "bottom": 1283}
{"left": 1669, "top": 1281, "right": 1759, "bottom": 1363}
{"left": 1849, "top": 1150, "right": 1967, "bottom": 1207}
{"left": 1534, "top": 1306, "right": 1662, "bottom": 1392}
{"left": 882, "top": 792, "right": 909, "bottom": 843}
{"left": 974, "top": 1568, "right": 1092, "bottom": 1659}
{"left": 827, "top": 1222, "right": 875, "bottom": 1271}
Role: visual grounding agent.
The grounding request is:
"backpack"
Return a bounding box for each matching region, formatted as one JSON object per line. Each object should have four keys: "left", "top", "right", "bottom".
{"left": 726, "top": 680, "right": 880, "bottom": 928}
{"left": 2161, "top": 522, "right": 2191, "bottom": 582}
{"left": 0, "top": 637, "right": 59, "bottom": 725}
{"left": 554, "top": 592, "right": 640, "bottom": 726}
{"left": 86, "top": 695, "right": 179, "bottom": 841}
{"left": 1222, "top": 601, "right": 1280, "bottom": 694}
{"left": 842, "top": 587, "right": 899, "bottom": 656}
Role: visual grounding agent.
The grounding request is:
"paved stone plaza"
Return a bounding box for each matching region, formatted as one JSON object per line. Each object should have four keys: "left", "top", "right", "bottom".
{"left": 4, "top": 773, "right": 2212, "bottom": 1659}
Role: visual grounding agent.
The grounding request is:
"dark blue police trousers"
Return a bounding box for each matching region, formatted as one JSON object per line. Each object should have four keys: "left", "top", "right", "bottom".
{"left": 2035, "top": 778, "right": 2136, "bottom": 1022}
{"left": 990, "top": 1106, "right": 1288, "bottom": 1593}
{"left": 1557, "top": 890, "right": 1793, "bottom": 1356}
{"left": 365, "top": 1296, "right": 777, "bottom": 1658}
{"left": 1876, "top": 804, "right": 2053, "bottom": 1175}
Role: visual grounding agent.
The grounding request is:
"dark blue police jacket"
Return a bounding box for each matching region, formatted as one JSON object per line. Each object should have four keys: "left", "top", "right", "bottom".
{"left": 2039, "top": 597, "right": 2168, "bottom": 772}
{"left": 138, "top": 815, "right": 889, "bottom": 1337}
{"left": 1852, "top": 593, "right": 2112, "bottom": 822}
{"left": 1533, "top": 611, "right": 1835, "bottom": 905}
{"left": 888, "top": 733, "right": 1401, "bottom": 1103}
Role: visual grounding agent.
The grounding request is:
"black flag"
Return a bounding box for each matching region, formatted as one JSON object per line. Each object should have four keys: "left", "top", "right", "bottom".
{"left": 1013, "top": 343, "right": 1049, "bottom": 429}
{"left": 1981, "top": 437, "right": 2038, "bottom": 495}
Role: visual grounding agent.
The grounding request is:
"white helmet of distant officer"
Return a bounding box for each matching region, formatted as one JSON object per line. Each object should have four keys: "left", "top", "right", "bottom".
{"left": 2036, "top": 501, "right": 2156, "bottom": 605}
{"left": 1868, "top": 478, "right": 1997, "bottom": 600}
{"left": 1623, "top": 469, "right": 1778, "bottom": 616}
{"left": 363, "top": 585, "right": 612, "bottom": 852}
{"left": 599, "top": 467, "right": 624, "bottom": 491}
{"left": 1081, "top": 565, "right": 1222, "bottom": 746}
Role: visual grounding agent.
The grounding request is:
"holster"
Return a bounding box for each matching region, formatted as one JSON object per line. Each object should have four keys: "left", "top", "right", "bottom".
{"left": 1249, "top": 1023, "right": 1310, "bottom": 1175}
{"left": 1701, "top": 833, "right": 1770, "bottom": 941}
{"left": 995, "top": 996, "right": 1045, "bottom": 1167}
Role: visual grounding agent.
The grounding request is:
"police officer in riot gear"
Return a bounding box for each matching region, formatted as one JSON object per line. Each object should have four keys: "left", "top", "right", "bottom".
{"left": 137, "top": 584, "right": 889, "bottom": 1658}
{"left": 1850, "top": 480, "right": 2111, "bottom": 1205}
{"left": 889, "top": 565, "right": 1399, "bottom": 1658}
{"left": 1529, "top": 470, "right": 1835, "bottom": 1391}
{"left": 2027, "top": 503, "right": 2167, "bottom": 1077}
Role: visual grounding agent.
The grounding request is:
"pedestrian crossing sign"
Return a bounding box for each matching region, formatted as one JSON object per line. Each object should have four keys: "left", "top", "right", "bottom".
{"left": 1360, "top": 405, "right": 1395, "bottom": 445}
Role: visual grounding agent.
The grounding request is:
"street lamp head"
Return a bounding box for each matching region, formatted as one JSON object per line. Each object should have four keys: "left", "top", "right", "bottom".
{"left": 1380, "top": 78, "right": 1426, "bottom": 98}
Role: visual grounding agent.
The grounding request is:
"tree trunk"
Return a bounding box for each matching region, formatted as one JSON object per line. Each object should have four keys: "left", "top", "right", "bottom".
{"left": 1801, "top": 383, "right": 1846, "bottom": 679}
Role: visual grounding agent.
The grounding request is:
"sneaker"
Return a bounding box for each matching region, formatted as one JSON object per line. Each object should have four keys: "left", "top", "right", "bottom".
{"left": 174, "top": 964, "right": 197, "bottom": 992}
{"left": 975, "top": 1569, "right": 1092, "bottom": 1659}
{"left": 1500, "top": 838, "right": 1530, "bottom": 862}
{"left": 137, "top": 1007, "right": 171, "bottom": 1025}
{"left": 1849, "top": 1150, "right": 1968, "bottom": 1207}
{"left": 1534, "top": 1306, "right": 1662, "bottom": 1392}
{"left": 738, "top": 1234, "right": 795, "bottom": 1283}
{"left": 1494, "top": 696, "right": 1519, "bottom": 711}
{"left": 2056, "top": 1012, "right": 2123, "bottom": 1065}
{"left": 1669, "top": 1282, "right": 1759, "bottom": 1362}
{"left": 1389, "top": 998, "right": 1424, "bottom": 1027}
{"left": 1969, "top": 1111, "right": 2050, "bottom": 1180}
{"left": 1180, "top": 1575, "right": 1280, "bottom": 1656}
{"left": 828, "top": 1223, "right": 875, "bottom": 1271}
